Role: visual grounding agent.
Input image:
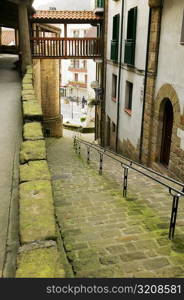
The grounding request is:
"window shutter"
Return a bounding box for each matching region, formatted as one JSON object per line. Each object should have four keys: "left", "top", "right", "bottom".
{"left": 124, "top": 7, "right": 137, "bottom": 66}
{"left": 111, "top": 14, "right": 120, "bottom": 61}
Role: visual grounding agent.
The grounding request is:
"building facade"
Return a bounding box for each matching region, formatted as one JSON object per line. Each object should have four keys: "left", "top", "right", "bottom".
{"left": 101, "top": 0, "right": 184, "bottom": 181}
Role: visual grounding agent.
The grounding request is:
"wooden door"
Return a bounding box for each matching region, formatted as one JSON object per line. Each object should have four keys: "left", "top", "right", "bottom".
{"left": 160, "top": 100, "right": 173, "bottom": 166}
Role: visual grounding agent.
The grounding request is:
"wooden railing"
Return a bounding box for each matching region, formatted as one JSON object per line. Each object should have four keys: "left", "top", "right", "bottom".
{"left": 31, "top": 37, "right": 102, "bottom": 59}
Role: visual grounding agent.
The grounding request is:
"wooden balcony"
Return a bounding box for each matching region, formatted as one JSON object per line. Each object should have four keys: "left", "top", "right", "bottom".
{"left": 31, "top": 37, "right": 102, "bottom": 59}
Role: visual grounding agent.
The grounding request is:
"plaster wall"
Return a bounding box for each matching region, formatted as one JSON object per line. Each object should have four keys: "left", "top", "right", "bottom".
{"left": 155, "top": 0, "right": 184, "bottom": 114}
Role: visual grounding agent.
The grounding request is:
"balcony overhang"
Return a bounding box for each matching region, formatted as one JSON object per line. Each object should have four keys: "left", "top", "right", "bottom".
{"left": 30, "top": 10, "right": 103, "bottom": 25}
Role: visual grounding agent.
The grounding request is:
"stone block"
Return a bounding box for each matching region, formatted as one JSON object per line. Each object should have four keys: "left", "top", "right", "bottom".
{"left": 20, "top": 161, "right": 50, "bottom": 182}
{"left": 23, "top": 122, "right": 44, "bottom": 141}
{"left": 19, "top": 180, "right": 56, "bottom": 244}
{"left": 26, "top": 65, "right": 33, "bottom": 74}
{"left": 23, "top": 100, "right": 43, "bottom": 121}
{"left": 22, "top": 83, "right": 34, "bottom": 90}
{"left": 22, "top": 89, "right": 35, "bottom": 96}
{"left": 22, "top": 76, "right": 32, "bottom": 84}
{"left": 22, "top": 94, "right": 37, "bottom": 102}
{"left": 20, "top": 140, "right": 47, "bottom": 163}
{"left": 16, "top": 246, "right": 65, "bottom": 278}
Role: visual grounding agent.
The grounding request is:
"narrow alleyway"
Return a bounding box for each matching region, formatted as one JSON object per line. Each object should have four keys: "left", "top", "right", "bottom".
{"left": 46, "top": 131, "right": 184, "bottom": 278}
{"left": 0, "top": 54, "right": 22, "bottom": 277}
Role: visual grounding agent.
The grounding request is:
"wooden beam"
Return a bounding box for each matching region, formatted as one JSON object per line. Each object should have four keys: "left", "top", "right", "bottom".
{"left": 0, "top": 27, "right": 1, "bottom": 46}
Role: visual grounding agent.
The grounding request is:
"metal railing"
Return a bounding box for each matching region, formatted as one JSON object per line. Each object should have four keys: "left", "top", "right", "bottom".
{"left": 73, "top": 136, "right": 184, "bottom": 240}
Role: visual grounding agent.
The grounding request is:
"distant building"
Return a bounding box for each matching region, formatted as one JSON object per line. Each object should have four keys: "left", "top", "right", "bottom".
{"left": 61, "top": 25, "right": 96, "bottom": 104}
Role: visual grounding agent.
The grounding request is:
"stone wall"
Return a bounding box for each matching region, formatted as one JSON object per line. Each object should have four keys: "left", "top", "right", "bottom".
{"left": 118, "top": 138, "right": 140, "bottom": 162}
{"left": 16, "top": 66, "right": 65, "bottom": 278}
{"left": 33, "top": 59, "right": 63, "bottom": 137}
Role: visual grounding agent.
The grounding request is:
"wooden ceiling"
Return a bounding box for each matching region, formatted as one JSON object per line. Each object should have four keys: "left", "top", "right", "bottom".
{"left": 0, "top": 0, "right": 34, "bottom": 29}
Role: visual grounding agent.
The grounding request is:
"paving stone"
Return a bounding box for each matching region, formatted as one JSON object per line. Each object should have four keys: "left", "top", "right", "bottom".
{"left": 142, "top": 257, "right": 170, "bottom": 270}
{"left": 20, "top": 140, "right": 46, "bottom": 163}
{"left": 99, "top": 256, "right": 120, "bottom": 265}
{"left": 20, "top": 161, "right": 50, "bottom": 182}
{"left": 45, "top": 133, "right": 184, "bottom": 278}
{"left": 23, "top": 122, "right": 44, "bottom": 141}
{"left": 19, "top": 180, "right": 56, "bottom": 244}
{"left": 120, "top": 251, "right": 147, "bottom": 262}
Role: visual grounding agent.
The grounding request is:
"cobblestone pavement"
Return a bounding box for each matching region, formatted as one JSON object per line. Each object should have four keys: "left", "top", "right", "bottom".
{"left": 46, "top": 130, "right": 184, "bottom": 278}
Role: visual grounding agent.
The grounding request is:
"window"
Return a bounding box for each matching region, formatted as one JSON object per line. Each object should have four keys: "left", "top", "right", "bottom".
{"left": 181, "top": 11, "right": 184, "bottom": 44}
{"left": 83, "top": 60, "right": 87, "bottom": 69}
{"left": 74, "top": 73, "right": 78, "bottom": 82}
{"left": 112, "top": 74, "right": 117, "bottom": 101}
{"left": 124, "top": 7, "right": 137, "bottom": 66}
{"left": 74, "top": 60, "right": 79, "bottom": 68}
{"left": 111, "top": 14, "right": 120, "bottom": 61}
{"left": 73, "top": 30, "right": 79, "bottom": 38}
{"left": 125, "top": 81, "right": 133, "bottom": 113}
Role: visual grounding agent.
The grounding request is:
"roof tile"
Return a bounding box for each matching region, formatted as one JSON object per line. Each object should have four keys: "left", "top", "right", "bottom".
{"left": 32, "top": 10, "right": 102, "bottom": 21}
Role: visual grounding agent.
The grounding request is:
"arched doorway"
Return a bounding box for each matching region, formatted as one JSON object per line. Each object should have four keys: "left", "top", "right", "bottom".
{"left": 160, "top": 99, "right": 173, "bottom": 166}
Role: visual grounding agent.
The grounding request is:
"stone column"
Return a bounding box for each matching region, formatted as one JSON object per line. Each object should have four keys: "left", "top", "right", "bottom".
{"left": 18, "top": 3, "right": 32, "bottom": 73}
{"left": 141, "top": 0, "right": 162, "bottom": 165}
{"left": 41, "top": 59, "right": 63, "bottom": 137}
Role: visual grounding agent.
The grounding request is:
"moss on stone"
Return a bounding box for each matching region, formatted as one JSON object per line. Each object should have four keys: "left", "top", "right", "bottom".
{"left": 22, "top": 76, "right": 32, "bottom": 84}
{"left": 20, "top": 161, "right": 50, "bottom": 182}
{"left": 23, "top": 101, "right": 42, "bottom": 117}
{"left": 23, "top": 122, "right": 44, "bottom": 141}
{"left": 22, "top": 89, "right": 35, "bottom": 96}
{"left": 16, "top": 247, "right": 65, "bottom": 278}
{"left": 22, "top": 83, "right": 34, "bottom": 90}
{"left": 19, "top": 180, "right": 56, "bottom": 244}
{"left": 22, "top": 94, "right": 37, "bottom": 101}
{"left": 20, "top": 140, "right": 46, "bottom": 163}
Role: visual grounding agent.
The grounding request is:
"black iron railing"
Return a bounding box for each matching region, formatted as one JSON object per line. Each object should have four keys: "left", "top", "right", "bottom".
{"left": 73, "top": 136, "right": 184, "bottom": 240}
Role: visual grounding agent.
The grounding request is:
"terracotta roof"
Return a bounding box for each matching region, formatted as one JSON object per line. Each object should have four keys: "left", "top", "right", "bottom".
{"left": 31, "top": 10, "right": 102, "bottom": 22}
{"left": 2, "top": 31, "right": 15, "bottom": 46}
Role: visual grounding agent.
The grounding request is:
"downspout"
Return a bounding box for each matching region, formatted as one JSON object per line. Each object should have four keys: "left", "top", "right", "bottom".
{"left": 139, "top": 7, "right": 151, "bottom": 162}
{"left": 115, "top": 0, "right": 125, "bottom": 152}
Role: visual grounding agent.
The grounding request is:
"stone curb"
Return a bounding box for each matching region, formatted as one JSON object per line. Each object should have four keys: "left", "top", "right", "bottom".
{"left": 16, "top": 66, "right": 65, "bottom": 278}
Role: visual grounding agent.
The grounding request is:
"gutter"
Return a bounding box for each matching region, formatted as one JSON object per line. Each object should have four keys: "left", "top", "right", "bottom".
{"left": 115, "top": 0, "right": 125, "bottom": 152}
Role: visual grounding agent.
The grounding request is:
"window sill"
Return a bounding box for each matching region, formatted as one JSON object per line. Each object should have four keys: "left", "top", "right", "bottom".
{"left": 124, "top": 109, "right": 132, "bottom": 116}
{"left": 112, "top": 97, "right": 117, "bottom": 102}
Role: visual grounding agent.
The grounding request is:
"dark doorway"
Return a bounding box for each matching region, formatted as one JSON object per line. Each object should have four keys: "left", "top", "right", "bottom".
{"left": 160, "top": 99, "right": 173, "bottom": 166}
{"left": 106, "top": 116, "right": 110, "bottom": 147}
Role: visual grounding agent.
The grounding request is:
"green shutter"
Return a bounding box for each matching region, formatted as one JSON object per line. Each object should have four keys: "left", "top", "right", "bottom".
{"left": 124, "top": 7, "right": 137, "bottom": 66}
{"left": 96, "top": 0, "right": 104, "bottom": 8}
{"left": 111, "top": 14, "right": 120, "bottom": 61}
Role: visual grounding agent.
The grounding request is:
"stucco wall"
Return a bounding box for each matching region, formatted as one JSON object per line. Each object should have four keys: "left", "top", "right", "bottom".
{"left": 155, "top": 0, "right": 184, "bottom": 114}
{"left": 105, "top": 0, "right": 149, "bottom": 151}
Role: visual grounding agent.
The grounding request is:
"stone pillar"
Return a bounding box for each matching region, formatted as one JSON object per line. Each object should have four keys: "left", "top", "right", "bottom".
{"left": 40, "top": 59, "right": 63, "bottom": 137}
{"left": 18, "top": 3, "right": 32, "bottom": 73}
{"left": 141, "top": 0, "right": 162, "bottom": 165}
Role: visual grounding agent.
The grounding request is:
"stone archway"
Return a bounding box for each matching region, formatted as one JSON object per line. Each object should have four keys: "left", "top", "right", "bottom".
{"left": 151, "top": 84, "right": 183, "bottom": 177}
